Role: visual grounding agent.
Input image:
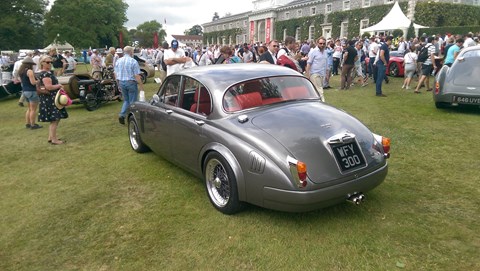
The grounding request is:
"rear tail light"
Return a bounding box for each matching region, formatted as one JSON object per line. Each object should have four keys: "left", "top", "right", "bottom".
{"left": 287, "top": 156, "right": 308, "bottom": 188}
{"left": 373, "top": 134, "right": 391, "bottom": 158}
{"left": 435, "top": 81, "right": 440, "bottom": 94}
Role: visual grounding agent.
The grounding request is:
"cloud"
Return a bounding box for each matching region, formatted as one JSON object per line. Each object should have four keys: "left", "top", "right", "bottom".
{"left": 124, "top": 0, "right": 253, "bottom": 35}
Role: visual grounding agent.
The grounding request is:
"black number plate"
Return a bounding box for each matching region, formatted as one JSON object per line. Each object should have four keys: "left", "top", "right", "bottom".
{"left": 453, "top": 96, "right": 480, "bottom": 105}
{"left": 331, "top": 142, "right": 367, "bottom": 173}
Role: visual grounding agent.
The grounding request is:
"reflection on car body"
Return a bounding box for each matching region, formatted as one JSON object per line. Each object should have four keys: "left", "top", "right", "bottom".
{"left": 126, "top": 64, "right": 391, "bottom": 214}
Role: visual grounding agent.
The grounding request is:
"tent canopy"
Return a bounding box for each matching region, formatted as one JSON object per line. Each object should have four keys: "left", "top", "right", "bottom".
{"left": 44, "top": 41, "right": 74, "bottom": 52}
{"left": 361, "top": 1, "right": 428, "bottom": 33}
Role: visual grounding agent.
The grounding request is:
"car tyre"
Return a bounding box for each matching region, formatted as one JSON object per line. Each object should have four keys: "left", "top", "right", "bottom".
{"left": 204, "top": 152, "right": 243, "bottom": 214}
{"left": 389, "top": 62, "right": 399, "bottom": 77}
{"left": 128, "top": 117, "right": 150, "bottom": 153}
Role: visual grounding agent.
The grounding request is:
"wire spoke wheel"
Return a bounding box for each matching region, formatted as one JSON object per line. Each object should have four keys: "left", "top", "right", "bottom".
{"left": 204, "top": 152, "right": 242, "bottom": 214}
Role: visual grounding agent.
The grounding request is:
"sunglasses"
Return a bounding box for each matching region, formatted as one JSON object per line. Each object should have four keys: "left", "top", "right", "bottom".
{"left": 272, "top": 45, "right": 279, "bottom": 47}
{"left": 318, "top": 43, "right": 325, "bottom": 45}
{"left": 44, "top": 61, "right": 52, "bottom": 64}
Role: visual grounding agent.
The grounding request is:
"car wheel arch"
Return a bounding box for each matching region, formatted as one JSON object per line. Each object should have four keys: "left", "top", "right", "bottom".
{"left": 200, "top": 143, "right": 246, "bottom": 202}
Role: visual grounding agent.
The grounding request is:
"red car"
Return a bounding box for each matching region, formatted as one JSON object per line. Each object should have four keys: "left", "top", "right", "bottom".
{"left": 365, "top": 51, "right": 405, "bottom": 77}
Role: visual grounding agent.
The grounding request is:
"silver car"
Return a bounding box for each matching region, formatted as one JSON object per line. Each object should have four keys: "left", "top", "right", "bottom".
{"left": 434, "top": 45, "right": 480, "bottom": 108}
{"left": 126, "top": 64, "right": 390, "bottom": 214}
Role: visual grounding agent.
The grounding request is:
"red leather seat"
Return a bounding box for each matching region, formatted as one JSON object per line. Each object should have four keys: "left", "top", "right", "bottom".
{"left": 190, "top": 87, "right": 211, "bottom": 115}
{"left": 234, "top": 91, "right": 262, "bottom": 110}
{"left": 283, "top": 86, "right": 310, "bottom": 100}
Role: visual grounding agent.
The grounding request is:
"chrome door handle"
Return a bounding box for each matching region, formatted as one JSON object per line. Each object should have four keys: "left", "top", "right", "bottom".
{"left": 195, "top": 120, "right": 205, "bottom": 126}
{"left": 166, "top": 110, "right": 173, "bottom": 114}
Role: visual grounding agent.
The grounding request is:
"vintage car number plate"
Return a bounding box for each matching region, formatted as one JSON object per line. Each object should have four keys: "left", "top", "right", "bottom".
{"left": 331, "top": 142, "right": 366, "bottom": 172}
{"left": 453, "top": 96, "right": 480, "bottom": 105}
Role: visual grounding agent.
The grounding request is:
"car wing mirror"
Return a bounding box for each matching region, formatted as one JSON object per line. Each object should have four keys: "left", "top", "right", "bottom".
{"left": 152, "top": 94, "right": 160, "bottom": 105}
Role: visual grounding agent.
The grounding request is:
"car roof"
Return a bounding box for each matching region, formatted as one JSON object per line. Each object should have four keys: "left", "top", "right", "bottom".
{"left": 172, "top": 63, "right": 303, "bottom": 91}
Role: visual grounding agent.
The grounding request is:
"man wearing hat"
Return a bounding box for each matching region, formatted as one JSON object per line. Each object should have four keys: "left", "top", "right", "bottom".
{"left": 154, "top": 42, "right": 169, "bottom": 81}
{"left": 114, "top": 46, "right": 144, "bottom": 125}
{"left": 113, "top": 48, "right": 123, "bottom": 67}
{"left": 163, "top": 40, "right": 191, "bottom": 76}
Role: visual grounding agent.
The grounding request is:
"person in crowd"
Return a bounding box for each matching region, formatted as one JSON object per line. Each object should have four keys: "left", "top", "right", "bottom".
{"left": 332, "top": 39, "right": 343, "bottom": 75}
{"left": 353, "top": 40, "right": 368, "bottom": 87}
{"left": 18, "top": 56, "right": 42, "bottom": 129}
{"left": 463, "top": 32, "right": 476, "bottom": 47}
{"left": 90, "top": 49, "right": 102, "bottom": 79}
{"left": 397, "top": 37, "right": 408, "bottom": 54}
{"left": 259, "top": 40, "right": 279, "bottom": 64}
{"left": 414, "top": 36, "right": 436, "bottom": 94}
{"left": 113, "top": 48, "right": 123, "bottom": 68}
{"left": 323, "top": 39, "right": 334, "bottom": 89}
{"left": 220, "top": 46, "right": 241, "bottom": 64}
{"left": 368, "top": 37, "right": 378, "bottom": 80}
{"left": 340, "top": 40, "right": 357, "bottom": 90}
{"left": 32, "top": 49, "right": 41, "bottom": 72}
{"left": 49, "top": 48, "right": 67, "bottom": 76}
{"left": 105, "top": 47, "right": 116, "bottom": 67}
{"left": 374, "top": 35, "right": 392, "bottom": 97}
{"left": 64, "top": 51, "right": 76, "bottom": 74}
{"left": 443, "top": 36, "right": 455, "bottom": 61}
{"left": 241, "top": 44, "right": 254, "bottom": 63}
{"left": 114, "top": 46, "right": 144, "bottom": 125}
{"left": 402, "top": 45, "right": 417, "bottom": 89}
{"left": 444, "top": 38, "right": 464, "bottom": 67}
{"left": 163, "top": 40, "right": 191, "bottom": 76}
{"left": 37, "top": 55, "right": 68, "bottom": 145}
{"left": 13, "top": 52, "right": 27, "bottom": 106}
{"left": 305, "top": 37, "right": 328, "bottom": 102}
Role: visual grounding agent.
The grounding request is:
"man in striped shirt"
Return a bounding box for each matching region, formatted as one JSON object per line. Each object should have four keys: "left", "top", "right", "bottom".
{"left": 114, "top": 46, "right": 144, "bottom": 125}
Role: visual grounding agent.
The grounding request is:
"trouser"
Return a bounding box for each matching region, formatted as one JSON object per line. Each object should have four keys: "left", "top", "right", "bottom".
{"left": 333, "top": 57, "right": 340, "bottom": 75}
{"left": 340, "top": 64, "right": 354, "bottom": 89}
{"left": 309, "top": 74, "right": 325, "bottom": 102}
{"left": 375, "top": 63, "right": 386, "bottom": 95}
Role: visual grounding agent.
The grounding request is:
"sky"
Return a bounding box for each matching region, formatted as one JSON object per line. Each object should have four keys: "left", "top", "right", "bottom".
{"left": 123, "top": 0, "right": 254, "bottom": 36}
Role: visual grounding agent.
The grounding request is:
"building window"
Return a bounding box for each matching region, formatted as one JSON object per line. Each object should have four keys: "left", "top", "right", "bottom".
{"left": 384, "top": 0, "right": 394, "bottom": 3}
{"left": 340, "top": 21, "right": 348, "bottom": 38}
{"left": 325, "top": 4, "right": 332, "bottom": 13}
{"left": 343, "top": 1, "right": 350, "bottom": 10}
{"left": 229, "top": 23, "right": 232, "bottom": 29}
{"left": 297, "top": 9, "right": 302, "bottom": 17}
{"left": 236, "top": 22, "right": 239, "bottom": 27}
{"left": 473, "top": 0, "right": 479, "bottom": 4}
{"left": 309, "top": 26, "right": 315, "bottom": 41}
{"left": 244, "top": 20, "right": 247, "bottom": 27}
{"left": 285, "top": 12, "right": 290, "bottom": 19}
{"left": 452, "top": 0, "right": 461, "bottom": 3}
{"left": 360, "top": 19, "right": 369, "bottom": 30}
{"left": 362, "top": 0, "right": 371, "bottom": 7}
{"left": 217, "top": 25, "right": 220, "bottom": 30}
{"left": 223, "top": 24, "right": 226, "bottom": 30}
{"left": 283, "top": 29, "right": 287, "bottom": 41}
{"left": 295, "top": 27, "right": 301, "bottom": 42}
{"left": 311, "top": 7, "right": 316, "bottom": 15}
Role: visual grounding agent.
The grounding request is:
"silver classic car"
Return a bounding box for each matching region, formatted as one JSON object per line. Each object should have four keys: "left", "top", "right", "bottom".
{"left": 126, "top": 64, "right": 390, "bottom": 214}
{"left": 434, "top": 45, "right": 480, "bottom": 108}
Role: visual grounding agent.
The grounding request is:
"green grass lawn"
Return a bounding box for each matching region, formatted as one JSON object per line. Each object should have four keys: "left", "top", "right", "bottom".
{"left": 1, "top": 69, "right": 479, "bottom": 270}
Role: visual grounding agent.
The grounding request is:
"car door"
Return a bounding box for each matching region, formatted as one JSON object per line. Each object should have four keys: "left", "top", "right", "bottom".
{"left": 170, "top": 77, "right": 213, "bottom": 174}
{"left": 143, "top": 75, "right": 182, "bottom": 158}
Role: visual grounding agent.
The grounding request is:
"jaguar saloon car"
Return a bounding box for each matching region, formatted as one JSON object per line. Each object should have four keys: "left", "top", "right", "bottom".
{"left": 433, "top": 45, "right": 480, "bottom": 108}
{"left": 126, "top": 64, "right": 390, "bottom": 214}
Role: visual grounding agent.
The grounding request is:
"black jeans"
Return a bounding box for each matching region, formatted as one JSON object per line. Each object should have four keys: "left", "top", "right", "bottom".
{"left": 333, "top": 57, "right": 340, "bottom": 75}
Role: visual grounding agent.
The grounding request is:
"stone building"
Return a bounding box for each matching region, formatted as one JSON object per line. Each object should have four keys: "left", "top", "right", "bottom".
{"left": 202, "top": 0, "right": 479, "bottom": 45}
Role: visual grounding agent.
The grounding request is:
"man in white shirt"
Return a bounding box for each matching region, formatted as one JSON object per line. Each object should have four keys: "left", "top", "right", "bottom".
{"left": 163, "top": 40, "right": 191, "bottom": 76}
{"left": 368, "top": 37, "right": 378, "bottom": 79}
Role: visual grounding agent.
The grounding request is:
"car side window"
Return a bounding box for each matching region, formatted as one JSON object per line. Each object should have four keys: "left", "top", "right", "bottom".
{"left": 182, "top": 77, "right": 212, "bottom": 116}
{"left": 159, "top": 76, "right": 181, "bottom": 106}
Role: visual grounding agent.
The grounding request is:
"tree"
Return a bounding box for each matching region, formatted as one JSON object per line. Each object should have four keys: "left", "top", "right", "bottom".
{"left": 0, "top": 0, "right": 47, "bottom": 50}
{"left": 212, "top": 12, "right": 220, "bottom": 21}
{"left": 406, "top": 21, "right": 415, "bottom": 40}
{"left": 184, "top": 25, "right": 203, "bottom": 36}
{"left": 134, "top": 20, "right": 166, "bottom": 48}
{"left": 44, "top": 0, "right": 128, "bottom": 49}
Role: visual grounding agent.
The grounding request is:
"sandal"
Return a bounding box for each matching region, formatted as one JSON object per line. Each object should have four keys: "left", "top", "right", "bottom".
{"left": 50, "top": 140, "right": 64, "bottom": 145}
{"left": 414, "top": 91, "right": 421, "bottom": 94}
{"left": 426, "top": 88, "right": 433, "bottom": 92}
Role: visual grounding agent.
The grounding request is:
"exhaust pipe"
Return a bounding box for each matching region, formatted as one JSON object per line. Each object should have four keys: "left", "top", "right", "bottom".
{"left": 346, "top": 192, "right": 365, "bottom": 205}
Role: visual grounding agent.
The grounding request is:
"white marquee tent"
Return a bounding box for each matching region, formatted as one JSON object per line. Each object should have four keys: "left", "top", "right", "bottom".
{"left": 43, "top": 41, "right": 74, "bottom": 52}
{"left": 361, "top": 1, "right": 428, "bottom": 36}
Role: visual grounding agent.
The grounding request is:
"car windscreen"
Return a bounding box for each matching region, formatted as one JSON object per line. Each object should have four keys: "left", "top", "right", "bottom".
{"left": 223, "top": 76, "right": 319, "bottom": 112}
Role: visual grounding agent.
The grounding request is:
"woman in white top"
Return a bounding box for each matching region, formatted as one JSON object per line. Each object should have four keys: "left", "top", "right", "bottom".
{"left": 402, "top": 45, "right": 418, "bottom": 89}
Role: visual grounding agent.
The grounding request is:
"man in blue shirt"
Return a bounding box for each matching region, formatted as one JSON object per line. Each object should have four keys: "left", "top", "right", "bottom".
{"left": 444, "top": 38, "right": 464, "bottom": 67}
{"left": 375, "top": 36, "right": 392, "bottom": 97}
{"left": 114, "top": 46, "right": 144, "bottom": 125}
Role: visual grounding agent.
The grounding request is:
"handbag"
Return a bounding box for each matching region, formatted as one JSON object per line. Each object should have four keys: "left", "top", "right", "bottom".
{"left": 36, "top": 79, "right": 49, "bottom": 95}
